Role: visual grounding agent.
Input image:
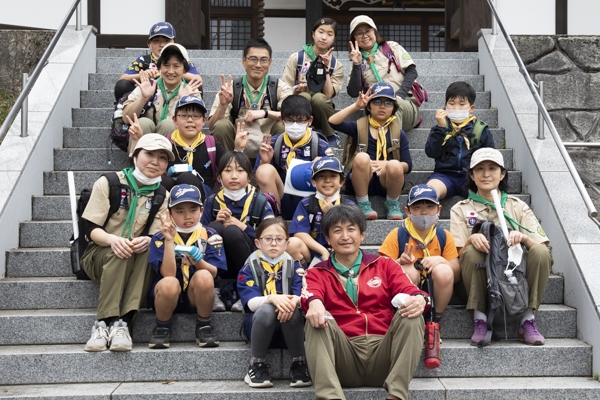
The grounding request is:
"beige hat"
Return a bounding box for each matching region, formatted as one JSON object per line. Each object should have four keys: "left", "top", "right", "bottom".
{"left": 160, "top": 43, "right": 190, "bottom": 62}
{"left": 350, "top": 15, "right": 377, "bottom": 36}
{"left": 470, "top": 148, "right": 504, "bottom": 169}
{"left": 133, "top": 133, "right": 175, "bottom": 161}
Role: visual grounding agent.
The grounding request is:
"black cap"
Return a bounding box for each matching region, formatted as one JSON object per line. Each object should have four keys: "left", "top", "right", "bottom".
{"left": 306, "top": 59, "right": 327, "bottom": 92}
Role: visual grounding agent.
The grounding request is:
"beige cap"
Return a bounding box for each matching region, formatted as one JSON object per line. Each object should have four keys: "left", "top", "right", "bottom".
{"left": 160, "top": 43, "right": 190, "bottom": 63}
{"left": 470, "top": 148, "right": 504, "bottom": 169}
{"left": 350, "top": 15, "right": 377, "bottom": 36}
{"left": 133, "top": 133, "right": 175, "bottom": 161}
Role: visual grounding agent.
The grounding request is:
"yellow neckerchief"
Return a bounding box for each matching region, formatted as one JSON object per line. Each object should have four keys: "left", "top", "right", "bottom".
{"left": 173, "top": 226, "right": 203, "bottom": 291}
{"left": 170, "top": 130, "right": 205, "bottom": 166}
{"left": 404, "top": 218, "right": 437, "bottom": 258}
{"left": 441, "top": 116, "right": 477, "bottom": 149}
{"left": 258, "top": 251, "right": 284, "bottom": 295}
{"left": 215, "top": 184, "right": 255, "bottom": 223}
{"left": 318, "top": 197, "right": 341, "bottom": 209}
{"left": 282, "top": 129, "right": 313, "bottom": 167}
{"left": 368, "top": 116, "right": 397, "bottom": 161}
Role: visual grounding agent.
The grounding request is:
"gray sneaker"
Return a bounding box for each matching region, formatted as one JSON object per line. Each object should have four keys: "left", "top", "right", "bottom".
{"left": 108, "top": 319, "right": 133, "bottom": 352}
{"left": 84, "top": 321, "right": 109, "bottom": 352}
{"left": 231, "top": 299, "right": 244, "bottom": 312}
{"left": 213, "top": 288, "right": 226, "bottom": 312}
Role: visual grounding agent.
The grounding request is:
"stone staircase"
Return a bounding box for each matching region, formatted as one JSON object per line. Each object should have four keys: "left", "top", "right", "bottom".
{"left": 0, "top": 48, "right": 598, "bottom": 398}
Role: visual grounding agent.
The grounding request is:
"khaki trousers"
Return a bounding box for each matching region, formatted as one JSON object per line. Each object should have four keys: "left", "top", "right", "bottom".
{"left": 460, "top": 243, "right": 553, "bottom": 313}
{"left": 305, "top": 313, "right": 424, "bottom": 400}
{"left": 138, "top": 117, "right": 177, "bottom": 136}
{"left": 82, "top": 243, "right": 154, "bottom": 320}
{"left": 395, "top": 98, "right": 420, "bottom": 131}
{"left": 297, "top": 92, "right": 336, "bottom": 137}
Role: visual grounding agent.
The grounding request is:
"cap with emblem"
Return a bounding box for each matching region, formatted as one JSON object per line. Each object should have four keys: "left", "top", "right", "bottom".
{"left": 133, "top": 133, "right": 175, "bottom": 161}
{"left": 370, "top": 82, "right": 397, "bottom": 101}
{"left": 149, "top": 22, "right": 176, "bottom": 40}
{"left": 470, "top": 148, "right": 504, "bottom": 169}
{"left": 175, "top": 95, "right": 207, "bottom": 114}
{"left": 168, "top": 184, "right": 203, "bottom": 207}
{"left": 350, "top": 15, "right": 377, "bottom": 36}
{"left": 406, "top": 184, "right": 439, "bottom": 206}
{"left": 306, "top": 58, "right": 327, "bottom": 92}
{"left": 311, "top": 156, "right": 343, "bottom": 178}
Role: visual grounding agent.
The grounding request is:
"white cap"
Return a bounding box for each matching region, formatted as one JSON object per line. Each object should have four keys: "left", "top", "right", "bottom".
{"left": 350, "top": 15, "right": 377, "bottom": 36}
{"left": 133, "top": 133, "right": 175, "bottom": 161}
{"left": 470, "top": 148, "right": 504, "bottom": 169}
{"left": 160, "top": 43, "right": 190, "bottom": 63}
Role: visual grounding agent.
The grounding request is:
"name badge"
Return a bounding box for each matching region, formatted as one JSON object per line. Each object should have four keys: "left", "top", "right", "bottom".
{"left": 304, "top": 147, "right": 311, "bottom": 157}
{"left": 145, "top": 199, "right": 152, "bottom": 210}
{"left": 300, "top": 61, "right": 310, "bottom": 75}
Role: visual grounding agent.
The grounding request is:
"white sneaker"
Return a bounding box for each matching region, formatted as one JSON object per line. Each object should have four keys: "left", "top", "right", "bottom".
{"left": 84, "top": 321, "right": 109, "bottom": 352}
{"left": 108, "top": 319, "right": 133, "bottom": 352}
{"left": 213, "top": 288, "right": 226, "bottom": 312}
{"left": 231, "top": 299, "right": 244, "bottom": 312}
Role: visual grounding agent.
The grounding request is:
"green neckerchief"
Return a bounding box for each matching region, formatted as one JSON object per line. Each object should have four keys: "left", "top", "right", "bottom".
{"left": 242, "top": 75, "right": 269, "bottom": 108}
{"left": 157, "top": 77, "right": 185, "bottom": 121}
{"left": 360, "top": 42, "right": 382, "bottom": 83}
{"left": 121, "top": 168, "right": 161, "bottom": 239}
{"left": 331, "top": 251, "right": 363, "bottom": 305}
{"left": 302, "top": 44, "right": 316, "bottom": 61}
{"left": 468, "top": 191, "right": 533, "bottom": 233}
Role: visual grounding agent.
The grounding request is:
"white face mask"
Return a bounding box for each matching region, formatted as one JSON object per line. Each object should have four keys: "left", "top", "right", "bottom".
{"left": 224, "top": 187, "right": 247, "bottom": 201}
{"left": 315, "top": 191, "right": 340, "bottom": 203}
{"left": 446, "top": 109, "right": 470, "bottom": 123}
{"left": 410, "top": 214, "right": 439, "bottom": 231}
{"left": 173, "top": 221, "right": 201, "bottom": 234}
{"left": 285, "top": 122, "right": 309, "bottom": 140}
{"left": 132, "top": 157, "right": 163, "bottom": 186}
{"left": 259, "top": 251, "right": 286, "bottom": 265}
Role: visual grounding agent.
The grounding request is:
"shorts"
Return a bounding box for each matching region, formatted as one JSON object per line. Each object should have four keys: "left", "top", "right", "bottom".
{"left": 427, "top": 172, "right": 468, "bottom": 199}
{"left": 345, "top": 171, "right": 388, "bottom": 197}
{"left": 148, "top": 282, "right": 196, "bottom": 314}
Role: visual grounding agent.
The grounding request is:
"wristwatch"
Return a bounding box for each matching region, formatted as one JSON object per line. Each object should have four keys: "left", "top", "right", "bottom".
{"left": 417, "top": 293, "right": 430, "bottom": 306}
{"left": 261, "top": 108, "right": 269, "bottom": 119}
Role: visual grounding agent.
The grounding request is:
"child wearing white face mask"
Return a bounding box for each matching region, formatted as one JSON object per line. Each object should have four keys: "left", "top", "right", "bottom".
{"left": 378, "top": 184, "right": 459, "bottom": 363}
{"left": 254, "top": 95, "right": 334, "bottom": 220}
{"left": 425, "top": 81, "right": 495, "bottom": 200}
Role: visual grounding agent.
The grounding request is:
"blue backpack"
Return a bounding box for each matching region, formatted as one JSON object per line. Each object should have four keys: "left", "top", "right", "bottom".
{"left": 396, "top": 221, "right": 447, "bottom": 259}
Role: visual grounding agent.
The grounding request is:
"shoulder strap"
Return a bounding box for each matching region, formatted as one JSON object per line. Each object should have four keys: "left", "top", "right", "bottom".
{"left": 282, "top": 255, "right": 294, "bottom": 295}
{"left": 470, "top": 120, "right": 488, "bottom": 148}
{"left": 388, "top": 122, "right": 401, "bottom": 161}
{"left": 380, "top": 41, "right": 401, "bottom": 73}
{"left": 102, "top": 172, "right": 123, "bottom": 224}
{"left": 267, "top": 77, "right": 279, "bottom": 111}
{"left": 435, "top": 227, "right": 447, "bottom": 254}
{"left": 295, "top": 50, "right": 304, "bottom": 85}
{"left": 396, "top": 222, "right": 409, "bottom": 258}
{"left": 141, "top": 54, "right": 154, "bottom": 69}
{"left": 329, "top": 56, "right": 337, "bottom": 75}
{"left": 142, "top": 185, "right": 166, "bottom": 237}
{"left": 249, "top": 253, "right": 266, "bottom": 295}
{"left": 273, "top": 135, "right": 284, "bottom": 169}
{"left": 310, "top": 131, "right": 319, "bottom": 159}
{"left": 204, "top": 135, "right": 218, "bottom": 178}
{"left": 249, "top": 190, "right": 267, "bottom": 229}
{"left": 232, "top": 77, "right": 243, "bottom": 121}
{"left": 307, "top": 194, "right": 319, "bottom": 227}
{"left": 211, "top": 194, "right": 220, "bottom": 219}
{"left": 357, "top": 117, "right": 370, "bottom": 150}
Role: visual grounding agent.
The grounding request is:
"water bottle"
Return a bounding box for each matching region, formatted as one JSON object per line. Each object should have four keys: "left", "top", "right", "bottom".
{"left": 504, "top": 269, "right": 518, "bottom": 284}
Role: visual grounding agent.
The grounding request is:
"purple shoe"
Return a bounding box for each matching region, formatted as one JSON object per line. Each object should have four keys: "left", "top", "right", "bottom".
{"left": 471, "top": 319, "right": 487, "bottom": 345}
{"left": 518, "top": 319, "right": 545, "bottom": 345}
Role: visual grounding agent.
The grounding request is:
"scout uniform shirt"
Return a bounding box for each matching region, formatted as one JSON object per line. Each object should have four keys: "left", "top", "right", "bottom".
{"left": 378, "top": 226, "right": 459, "bottom": 261}
{"left": 82, "top": 171, "right": 167, "bottom": 238}
{"left": 123, "top": 83, "right": 182, "bottom": 122}
{"left": 359, "top": 41, "right": 415, "bottom": 94}
{"left": 450, "top": 196, "right": 549, "bottom": 248}
{"left": 281, "top": 51, "right": 345, "bottom": 96}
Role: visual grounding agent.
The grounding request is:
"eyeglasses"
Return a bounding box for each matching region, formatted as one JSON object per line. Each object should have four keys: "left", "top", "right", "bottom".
{"left": 177, "top": 113, "right": 204, "bottom": 120}
{"left": 245, "top": 56, "right": 271, "bottom": 65}
{"left": 259, "top": 237, "right": 287, "bottom": 245}
{"left": 283, "top": 118, "right": 309, "bottom": 125}
{"left": 372, "top": 99, "right": 394, "bottom": 107}
{"left": 354, "top": 28, "right": 374, "bottom": 38}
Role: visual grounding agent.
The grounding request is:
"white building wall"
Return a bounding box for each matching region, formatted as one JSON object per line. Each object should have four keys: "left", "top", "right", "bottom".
{"left": 264, "top": 18, "right": 305, "bottom": 52}
{"left": 568, "top": 0, "right": 600, "bottom": 34}
{"left": 0, "top": 0, "right": 88, "bottom": 29}
{"left": 496, "top": 0, "right": 555, "bottom": 34}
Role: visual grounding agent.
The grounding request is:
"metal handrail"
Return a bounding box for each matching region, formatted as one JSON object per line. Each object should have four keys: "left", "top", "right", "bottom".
{"left": 485, "top": 0, "right": 598, "bottom": 218}
{"left": 0, "top": 0, "right": 82, "bottom": 142}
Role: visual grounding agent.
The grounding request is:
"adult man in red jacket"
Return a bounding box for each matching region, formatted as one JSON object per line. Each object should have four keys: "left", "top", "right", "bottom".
{"left": 302, "top": 204, "right": 429, "bottom": 400}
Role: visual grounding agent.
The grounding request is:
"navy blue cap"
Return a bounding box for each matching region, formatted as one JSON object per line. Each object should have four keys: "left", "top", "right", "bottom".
{"left": 311, "top": 156, "right": 343, "bottom": 178}
{"left": 149, "top": 22, "right": 176, "bottom": 39}
{"left": 406, "top": 184, "right": 440, "bottom": 206}
{"left": 169, "top": 184, "right": 203, "bottom": 207}
{"left": 175, "top": 95, "right": 207, "bottom": 114}
{"left": 371, "top": 82, "right": 396, "bottom": 100}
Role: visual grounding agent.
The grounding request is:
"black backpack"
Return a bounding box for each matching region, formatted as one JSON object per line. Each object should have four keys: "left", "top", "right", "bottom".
{"left": 471, "top": 220, "right": 529, "bottom": 346}
{"left": 70, "top": 172, "right": 166, "bottom": 280}
{"left": 110, "top": 88, "right": 156, "bottom": 152}
{"left": 211, "top": 188, "right": 272, "bottom": 230}
{"left": 231, "top": 76, "right": 279, "bottom": 121}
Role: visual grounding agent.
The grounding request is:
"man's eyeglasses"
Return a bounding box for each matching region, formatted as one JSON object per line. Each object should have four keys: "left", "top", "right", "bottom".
{"left": 372, "top": 99, "right": 394, "bottom": 107}
{"left": 354, "top": 28, "right": 374, "bottom": 38}
{"left": 245, "top": 56, "right": 271, "bottom": 65}
{"left": 283, "top": 118, "right": 309, "bottom": 125}
{"left": 259, "top": 237, "right": 287, "bottom": 245}
{"left": 177, "top": 113, "right": 204, "bottom": 120}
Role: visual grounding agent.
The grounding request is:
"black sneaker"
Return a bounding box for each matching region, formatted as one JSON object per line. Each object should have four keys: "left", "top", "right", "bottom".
{"left": 148, "top": 326, "right": 171, "bottom": 349}
{"left": 195, "top": 325, "right": 219, "bottom": 348}
{"left": 244, "top": 362, "right": 273, "bottom": 388}
{"left": 289, "top": 360, "right": 312, "bottom": 387}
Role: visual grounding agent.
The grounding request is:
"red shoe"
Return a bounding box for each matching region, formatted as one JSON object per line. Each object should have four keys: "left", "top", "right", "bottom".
{"left": 423, "top": 321, "right": 441, "bottom": 369}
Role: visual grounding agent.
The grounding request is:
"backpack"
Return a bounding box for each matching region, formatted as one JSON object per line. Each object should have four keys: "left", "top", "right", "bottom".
{"left": 295, "top": 50, "right": 337, "bottom": 86}
{"left": 110, "top": 89, "right": 156, "bottom": 152}
{"left": 247, "top": 252, "right": 295, "bottom": 295}
{"left": 341, "top": 116, "right": 402, "bottom": 172}
{"left": 211, "top": 188, "right": 272, "bottom": 230}
{"left": 445, "top": 119, "right": 488, "bottom": 148}
{"left": 471, "top": 220, "right": 529, "bottom": 346}
{"left": 70, "top": 172, "right": 167, "bottom": 280}
{"left": 166, "top": 133, "right": 219, "bottom": 194}
{"left": 272, "top": 130, "right": 321, "bottom": 169}
{"left": 396, "top": 221, "right": 447, "bottom": 263}
{"left": 231, "top": 76, "right": 279, "bottom": 121}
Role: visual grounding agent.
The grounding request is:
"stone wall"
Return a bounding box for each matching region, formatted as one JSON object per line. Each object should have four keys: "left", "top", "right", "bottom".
{"left": 513, "top": 35, "right": 600, "bottom": 206}
{"left": 0, "top": 30, "right": 54, "bottom": 94}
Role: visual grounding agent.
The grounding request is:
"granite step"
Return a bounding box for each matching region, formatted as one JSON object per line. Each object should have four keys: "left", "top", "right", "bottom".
{"left": 80, "top": 89, "right": 493, "bottom": 111}
{"left": 95, "top": 57, "right": 479, "bottom": 76}
{"left": 0, "top": 304, "right": 575, "bottom": 346}
{"left": 0, "top": 338, "right": 590, "bottom": 385}
{"left": 89, "top": 73, "right": 485, "bottom": 92}
{"left": 4, "top": 376, "right": 600, "bottom": 400}
{"left": 0, "top": 274, "right": 563, "bottom": 310}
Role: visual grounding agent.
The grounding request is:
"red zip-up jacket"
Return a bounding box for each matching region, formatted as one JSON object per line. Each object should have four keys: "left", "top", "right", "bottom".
{"left": 301, "top": 252, "right": 429, "bottom": 338}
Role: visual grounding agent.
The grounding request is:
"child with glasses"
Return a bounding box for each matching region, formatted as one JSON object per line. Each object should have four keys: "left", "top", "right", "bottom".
{"left": 329, "top": 82, "right": 412, "bottom": 220}
{"left": 254, "top": 95, "right": 334, "bottom": 220}
{"left": 237, "top": 218, "right": 311, "bottom": 389}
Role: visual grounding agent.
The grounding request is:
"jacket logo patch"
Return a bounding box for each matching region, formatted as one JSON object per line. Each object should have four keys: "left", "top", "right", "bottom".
{"left": 246, "top": 280, "right": 254, "bottom": 287}
{"left": 155, "top": 241, "right": 163, "bottom": 248}
{"left": 367, "top": 277, "right": 382, "bottom": 288}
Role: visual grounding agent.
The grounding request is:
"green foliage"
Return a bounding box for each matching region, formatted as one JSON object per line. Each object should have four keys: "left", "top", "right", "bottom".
{"left": 0, "top": 90, "right": 17, "bottom": 128}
